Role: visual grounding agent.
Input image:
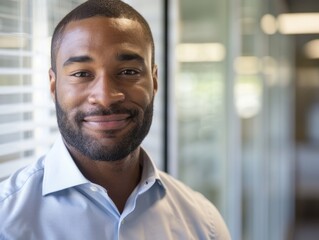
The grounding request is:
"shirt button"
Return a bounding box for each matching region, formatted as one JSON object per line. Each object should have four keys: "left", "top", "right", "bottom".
{"left": 90, "top": 185, "right": 98, "bottom": 192}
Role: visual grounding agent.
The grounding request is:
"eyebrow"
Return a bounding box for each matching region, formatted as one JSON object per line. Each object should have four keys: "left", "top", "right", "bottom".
{"left": 116, "top": 52, "right": 145, "bottom": 64}
{"left": 63, "top": 55, "right": 93, "bottom": 67}
{"left": 62, "top": 53, "right": 145, "bottom": 67}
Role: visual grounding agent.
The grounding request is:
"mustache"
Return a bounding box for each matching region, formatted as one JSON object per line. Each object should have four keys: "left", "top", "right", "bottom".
{"left": 74, "top": 105, "right": 139, "bottom": 122}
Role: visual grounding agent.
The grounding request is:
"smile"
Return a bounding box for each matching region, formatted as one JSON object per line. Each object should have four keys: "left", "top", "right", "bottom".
{"left": 82, "top": 114, "right": 131, "bottom": 131}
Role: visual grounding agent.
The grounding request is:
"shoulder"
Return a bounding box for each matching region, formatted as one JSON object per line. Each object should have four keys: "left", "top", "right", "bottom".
{"left": 0, "top": 157, "right": 45, "bottom": 233}
{"left": 0, "top": 156, "right": 45, "bottom": 203}
{"left": 158, "top": 170, "right": 213, "bottom": 208}
{"left": 158, "top": 171, "right": 231, "bottom": 239}
{"left": 0, "top": 157, "right": 47, "bottom": 237}
{"left": 159, "top": 171, "right": 205, "bottom": 199}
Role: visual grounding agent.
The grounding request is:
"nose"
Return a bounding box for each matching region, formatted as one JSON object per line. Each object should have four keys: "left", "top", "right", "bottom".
{"left": 88, "top": 75, "right": 125, "bottom": 107}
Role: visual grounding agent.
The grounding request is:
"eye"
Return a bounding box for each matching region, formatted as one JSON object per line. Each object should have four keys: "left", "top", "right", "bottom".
{"left": 120, "top": 69, "right": 140, "bottom": 76}
{"left": 71, "top": 71, "right": 93, "bottom": 78}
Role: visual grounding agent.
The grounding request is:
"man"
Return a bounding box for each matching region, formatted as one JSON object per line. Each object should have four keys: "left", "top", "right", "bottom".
{"left": 0, "top": 0, "right": 231, "bottom": 239}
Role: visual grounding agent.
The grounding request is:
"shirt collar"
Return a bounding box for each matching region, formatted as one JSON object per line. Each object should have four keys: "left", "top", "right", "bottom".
{"left": 42, "top": 135, "right": 165, "bottom": 196}
{"left": 140, "top": 148, "right": 160, "bottom": 181}
{"left": 42, "top": 135, "right": 89, "bottom": 196}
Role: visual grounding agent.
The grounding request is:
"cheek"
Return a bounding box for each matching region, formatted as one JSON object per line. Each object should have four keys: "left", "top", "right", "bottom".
{"left": 55, "top": 81, "right": 86, "bottom": 113}
{"left": 128, "top": 83, "right": 154, "bottom": 109}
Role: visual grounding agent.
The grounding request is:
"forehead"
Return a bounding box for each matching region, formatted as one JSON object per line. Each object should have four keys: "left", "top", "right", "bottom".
{"left": 64, "top": 16, "right": 143, "bottom": 36}
{"left": 56, "top": 17, "right": 151, "bottom": 64}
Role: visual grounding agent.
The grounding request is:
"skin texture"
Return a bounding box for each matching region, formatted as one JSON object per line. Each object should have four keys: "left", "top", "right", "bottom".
{"left": 49, "top": 16, "right": 158, "bottom": 212}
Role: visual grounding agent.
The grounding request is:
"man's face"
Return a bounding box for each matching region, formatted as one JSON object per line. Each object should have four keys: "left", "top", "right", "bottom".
{"left": 49, "top": 17, "right": 158, "bottom": 161}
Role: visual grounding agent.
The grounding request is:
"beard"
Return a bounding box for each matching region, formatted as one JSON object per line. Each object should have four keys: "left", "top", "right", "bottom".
{"left": 55, "top": 96, "right": 154, "bottom": 161}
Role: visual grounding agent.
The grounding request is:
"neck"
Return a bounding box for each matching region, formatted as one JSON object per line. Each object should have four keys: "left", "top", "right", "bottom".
{"left": 65, "top": 143, "right": 143, "bottom": 213}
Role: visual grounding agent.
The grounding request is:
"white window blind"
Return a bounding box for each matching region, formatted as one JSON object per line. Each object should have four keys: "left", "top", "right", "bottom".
{"left": 0, "top": 0, "right": 86, "bottom": 180}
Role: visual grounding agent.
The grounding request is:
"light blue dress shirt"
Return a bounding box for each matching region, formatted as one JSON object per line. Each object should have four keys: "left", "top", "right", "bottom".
{"left": 0, "top": 136, "right": 230, "bottom": 240}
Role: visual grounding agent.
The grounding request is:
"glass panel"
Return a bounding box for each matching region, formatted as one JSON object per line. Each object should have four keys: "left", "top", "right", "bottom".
{"left": 238, "top": 0, "right": 294, "bottom": 239}
{"left": 176, "top": 0, "right": 228, "bottom": 211}
{"left": 175, "top": 0, "right": 295, "bottom": 239}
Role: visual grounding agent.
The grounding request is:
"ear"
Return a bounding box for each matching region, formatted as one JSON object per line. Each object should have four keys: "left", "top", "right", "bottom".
{"left": 49, "top": 68, "right": 56, "bottom": 102}
{"left": 152, "top": 65, "right": 158, "bottom": 94}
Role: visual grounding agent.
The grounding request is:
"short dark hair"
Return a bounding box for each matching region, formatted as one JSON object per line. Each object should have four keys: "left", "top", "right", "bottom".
{"left": 50, "top": 0, "right": 155, "bottom": 72}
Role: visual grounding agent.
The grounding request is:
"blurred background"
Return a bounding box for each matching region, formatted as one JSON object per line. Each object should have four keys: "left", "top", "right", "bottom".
{"left": 0, "top": 0, "right": 319, "bottom": 239}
